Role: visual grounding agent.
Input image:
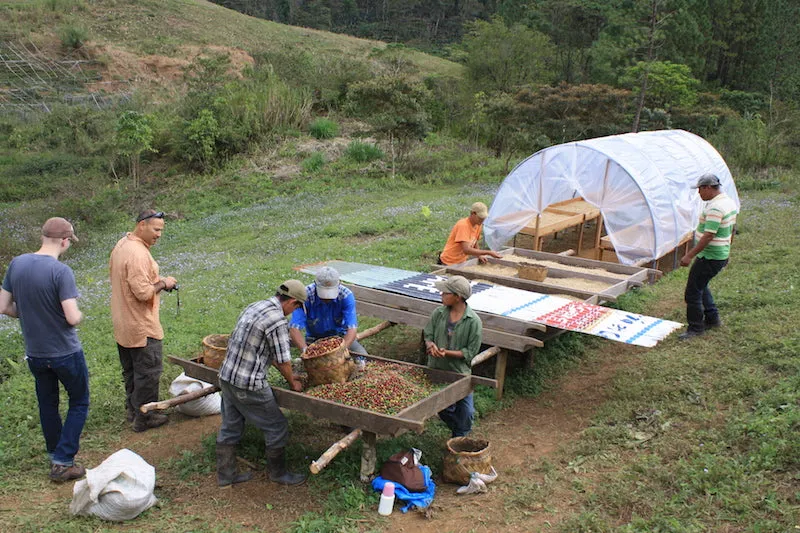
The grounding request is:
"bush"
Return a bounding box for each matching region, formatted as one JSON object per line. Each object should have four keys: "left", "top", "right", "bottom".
{"left": 59, "top": 23, "right": 88, "bottom": 51}
{"left": 308, "top": 118, "right": 339, "bottom": 139}
{"left": 343, "top": 141, "right": 383, "bottom": 163}
{"left": 302, "top": 152, "right": 326, "bottom": 173}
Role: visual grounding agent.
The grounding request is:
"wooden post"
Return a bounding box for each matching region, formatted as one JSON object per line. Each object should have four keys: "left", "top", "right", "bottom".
{"left": 139, "top": 386, "right": 220, "bottom": 413}
{"left": 310, "top": 429, "right": 363, "bottom": 474}
{"left": 494, "top": 350, "right": 507, "bottom": 400}
{"left": 360, "top": 431, "right": 377, "bottom": 482}
{"left": 357, "top": 321, "right": 394, "bottom": 341}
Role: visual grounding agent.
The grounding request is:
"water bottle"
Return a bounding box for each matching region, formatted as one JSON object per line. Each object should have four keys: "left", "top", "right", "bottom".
{"left": 378, "top": 481, "right": 395, "bottom": 516}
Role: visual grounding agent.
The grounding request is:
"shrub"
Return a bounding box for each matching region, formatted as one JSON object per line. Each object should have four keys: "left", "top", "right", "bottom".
{"left": 302, "top": 152, "right": 326, "bottom": 173}
{"left": 308, "top": 118, "right": 339, "bottom": 139}
{"left": 343, "top": 141, "right": 383, "bottom": 163}
{"left": 59, "top": 23, "right": 88, "bottom": 51}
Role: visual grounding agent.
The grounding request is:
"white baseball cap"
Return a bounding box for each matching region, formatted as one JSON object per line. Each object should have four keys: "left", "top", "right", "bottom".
{"left": 315, "top": 266, "right": 340, "bottom": 299}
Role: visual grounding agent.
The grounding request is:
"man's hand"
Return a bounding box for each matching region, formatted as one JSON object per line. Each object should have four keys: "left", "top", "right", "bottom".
{"left": 162, "top": 276, "right": 178, "bottom": 290}
{"left": 679, "top": 254, "right": 692, "bottom": 267}
{"left": 478, "top": 255, "right": 489, "bottom": 264}
{"left": 290, "top": 377, "right": 304, "bottom": 392}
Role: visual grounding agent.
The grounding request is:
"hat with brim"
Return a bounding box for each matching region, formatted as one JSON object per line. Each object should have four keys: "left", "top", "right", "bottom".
{"left": 42, "top": 217, "right": 78, "bottom": 242}
{"left": 693, "top": 173, "right": 721, "bottom": 188}
{"left": 277, "top": 279, "right": 308, "bottom": 303}
{"left": 471, "top": 202, "right": 489, "bottom": 219}
{"left": 434, "top": 276, "right": 472, "bottom": 300}
{"left": 315, "top": 266, "right": 340, "bottom": 299}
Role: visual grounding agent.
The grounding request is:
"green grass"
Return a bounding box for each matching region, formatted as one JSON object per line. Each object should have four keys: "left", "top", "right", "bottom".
{"left": 307, "top": 118, "right": 339, "bottom": 140}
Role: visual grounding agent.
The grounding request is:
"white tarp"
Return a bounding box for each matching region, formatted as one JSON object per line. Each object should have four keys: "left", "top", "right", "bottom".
{"left": 484, "top": 130, "right": 740, "bottom": 265}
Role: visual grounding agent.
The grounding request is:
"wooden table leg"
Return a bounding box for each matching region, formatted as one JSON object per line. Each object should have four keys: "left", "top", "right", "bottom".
{"left": 360, "top": 431, "right": 377, "bottom": 482}
{"left": 494, "top": 350, "right": 507, "bottom": 400}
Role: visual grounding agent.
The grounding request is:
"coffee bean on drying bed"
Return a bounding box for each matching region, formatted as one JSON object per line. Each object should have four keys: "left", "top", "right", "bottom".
{"left": 303, "top": 361, "right": 444, "bottom": 414}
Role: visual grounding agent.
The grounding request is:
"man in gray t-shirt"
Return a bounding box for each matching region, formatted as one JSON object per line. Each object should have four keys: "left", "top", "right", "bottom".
{"left": 0, "top": 217, "right": 90, "bottom": 483}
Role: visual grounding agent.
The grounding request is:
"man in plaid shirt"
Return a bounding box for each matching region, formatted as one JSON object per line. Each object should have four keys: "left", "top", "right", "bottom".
{"left": 215, "top": 280, "right": 308, "bottom": 487}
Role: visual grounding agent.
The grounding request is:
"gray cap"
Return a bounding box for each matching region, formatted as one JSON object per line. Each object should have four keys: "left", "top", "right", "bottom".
{"left": 315, "top": 266, "right": 340, "bottom": 299}
{"left": 693, "top": 174, "right": 721, "bottom": 188}
{"left": 434, "top": 275, "right": 472, "bottom": 300}
{"left": 277, "top": 279, "right": 308, "bottom": 303}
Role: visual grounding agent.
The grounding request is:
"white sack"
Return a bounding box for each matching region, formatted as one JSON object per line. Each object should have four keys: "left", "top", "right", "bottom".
{"left": 168, "top": 372, "right": 221, "bottom": 417}
{"left": 70, "top": 449, "right": 157, "bottom": 521}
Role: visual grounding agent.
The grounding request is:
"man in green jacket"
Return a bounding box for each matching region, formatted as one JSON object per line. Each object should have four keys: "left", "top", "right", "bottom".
{"left": 423, "top": 275, "right": 482, "bottom": 437}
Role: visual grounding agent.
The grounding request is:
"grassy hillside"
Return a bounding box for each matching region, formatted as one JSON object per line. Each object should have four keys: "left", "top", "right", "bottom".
{"left": 1, "top": 0, "right": 463, "bottom": 94}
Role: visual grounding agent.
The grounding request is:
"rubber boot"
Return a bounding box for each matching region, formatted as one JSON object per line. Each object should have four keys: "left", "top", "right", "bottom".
{"left": 132, "top": 412, "right": 169, "bottom": 432}
{"left": 216, "top": 443, "right": 253, "bottom": 488}
{"left": 266, "top": 448, "right": 307, "bottom": 486}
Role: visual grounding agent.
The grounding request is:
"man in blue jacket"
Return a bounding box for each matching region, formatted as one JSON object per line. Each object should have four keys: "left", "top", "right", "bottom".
{"left": 289, "top": 266, "right": 367, "bottom": 355}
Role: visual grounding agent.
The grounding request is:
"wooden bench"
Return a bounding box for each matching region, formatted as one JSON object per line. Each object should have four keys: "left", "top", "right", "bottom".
{"left": 516, "top": 198, "right": 603, "bottom": 255}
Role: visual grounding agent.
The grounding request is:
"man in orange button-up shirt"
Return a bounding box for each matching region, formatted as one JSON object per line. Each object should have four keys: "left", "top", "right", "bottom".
{"left": 110, "top": 210, "right": 178, "bottom": 432}
{"left": 438, "top": 202, "right": 503, "bottom": 265}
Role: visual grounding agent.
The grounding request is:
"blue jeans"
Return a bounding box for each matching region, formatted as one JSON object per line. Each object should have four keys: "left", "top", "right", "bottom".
{"left": 27, "top": 350, "right": 90, "bottom": 466}
{"left": 439, "top": 393, "right": 474, "bottom": 438}
{"left": 685, "top": 257, "right": 728, "bottom": 332}
{"left": 217, "top": 380, "right": 288, "bottom": 451}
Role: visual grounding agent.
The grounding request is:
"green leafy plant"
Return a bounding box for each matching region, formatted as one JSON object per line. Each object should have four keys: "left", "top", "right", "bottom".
{"left": 115, "top": 110, "right": 156, "bottom": 188}
{"left": 308, "top": 118, "right": 339, "bottom": 139}
{"left": 343, "top": 140, "right": 383, "bottom": 163}
{"left": 59, "top": 23, "right": 88, "bottom": 51}
{"left": 301, "top": 152, "right": 326, "bottom": 173}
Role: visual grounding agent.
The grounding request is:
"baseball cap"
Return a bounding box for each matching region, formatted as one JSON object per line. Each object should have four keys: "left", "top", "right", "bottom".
{"left": 42, "top": 217, "right": 79, "bottom": 242}
{"left": 434, "top": 275, "right": 473, "bottom": 300}
{"left": 693, "top": 174, "right": 721, "bottom": 188}
{"left": 315, "top": 266, "right": 340, "bottom": 299}
{"left": 277, "top": 279, "right": 308, "bottom": 303}
{"left": 471, "top": 202, "right": 489, "bottom": 219}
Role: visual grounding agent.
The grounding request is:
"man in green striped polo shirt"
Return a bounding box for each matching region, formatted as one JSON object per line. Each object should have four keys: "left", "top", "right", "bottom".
{"left": 678, "top": 173, "right": 738, "bottom": 340}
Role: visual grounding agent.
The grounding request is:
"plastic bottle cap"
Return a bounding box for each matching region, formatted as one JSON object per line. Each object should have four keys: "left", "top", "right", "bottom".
{"left": 382, "top": 481, "right": 395, "bottom": 497}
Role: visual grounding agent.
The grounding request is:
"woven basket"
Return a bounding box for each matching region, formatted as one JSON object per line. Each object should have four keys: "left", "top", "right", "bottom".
{"left": 442, "top": 437, "right": 492, "bottom": 485}
{"left": 302, "top": 336, "right": 354, "bottom": 387}
{"left": 201, "top": 334, "right": 229, "bottom": 369}
{"left": 518, "top": 262, "right": 548, "bottom": 282}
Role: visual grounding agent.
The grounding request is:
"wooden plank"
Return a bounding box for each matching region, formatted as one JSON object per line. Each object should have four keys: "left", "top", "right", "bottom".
{"left": 503, "top": 248, "right": 647, "bottom": 276}
{"left": 395, "top": 376, "right": 473, "bottom": 421}
{"left": 140, "top": 386, "right": 219, "bottom": 413}
{"left": 356, "top": 301, "right": 543, "bottom": 351}
{"left": 444, "top": 264, "right": 612, "bottom": 302}
{"left": 519, "top": 212, "right": 585, "bottom": 237}
{"left": 349, "top": 285, "right": 546, "bottom": 334}
{"left": 489, "top": 258, "right": 626, "bottom": 284}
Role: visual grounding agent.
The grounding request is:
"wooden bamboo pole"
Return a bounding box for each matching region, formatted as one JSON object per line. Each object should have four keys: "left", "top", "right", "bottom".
{"left": 309, "top": 429, "right": 363, "bottom": 474}
{"left": 470, "top": 346, "right": 502, "bottom": 367}
{"left": 139, "top": 386, "right": 220, "bottom": 413}
{"left": 356, "top": 321, "right": 394, "bottom": 341}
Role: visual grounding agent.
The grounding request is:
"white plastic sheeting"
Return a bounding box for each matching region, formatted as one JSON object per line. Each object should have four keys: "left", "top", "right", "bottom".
{"left": 484, "top": 130, "right": 740, "bottom": 265}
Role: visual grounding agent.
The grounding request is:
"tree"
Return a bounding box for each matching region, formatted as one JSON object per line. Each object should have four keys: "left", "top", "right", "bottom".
{"left": 461, "top": 16, "right": 556, "bottom": 93}
{"left": 346, "top": 75, "right": 432, "bottom": 177}
{"left": 623, "top": 60, "right": 699, "bottom": 110}
{"left": 115, "top": 111, "right": 156, "bottom": 188}
{"left": 470, "top": 91, "right": 535, "bottom": 171}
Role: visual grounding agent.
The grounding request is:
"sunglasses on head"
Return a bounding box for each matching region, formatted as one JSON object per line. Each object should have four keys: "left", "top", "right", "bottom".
{"left": 136, "top": 211, "right": 165, "bottom": 223}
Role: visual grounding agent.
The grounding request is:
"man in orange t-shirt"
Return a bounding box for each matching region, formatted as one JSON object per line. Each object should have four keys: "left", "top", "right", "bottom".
{"left": 438, "top": 202, "right": 503, "bottom": 265}
{"left": 110, "top": 210, "right": 178, "bottom": 432}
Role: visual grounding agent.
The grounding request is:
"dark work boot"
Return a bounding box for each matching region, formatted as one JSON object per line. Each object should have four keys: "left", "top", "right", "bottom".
{"left": 704, "top": 318, "right": 722, "bottom": 329}
{"left": 126, "top": 406, "right": 136, "bottom": 423}
{"left": 266, "top": 448, "right": 307, "bottom": 486}
{"left": 216, "top": 443, "right": 253, "bottom": 488}
{"left": 132, "top": 412, "right": 169, "bottom": 432}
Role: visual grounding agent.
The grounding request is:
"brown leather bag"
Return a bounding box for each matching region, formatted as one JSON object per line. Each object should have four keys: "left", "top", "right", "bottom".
{"left": 380, "top": 449, "right": 426, "bottom": 492}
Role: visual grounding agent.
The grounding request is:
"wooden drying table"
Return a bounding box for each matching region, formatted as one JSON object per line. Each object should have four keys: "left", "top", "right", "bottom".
{"left": 347, "top": 284, "right": 547, "bottom": 401}
{"left": 167, "top": 354, "right": 496, "bottom": 481}
{"left": 599, "top": 230, "right": 694, "bottom": 268}
{"left": 516, "top": 198, "right": 603, "bottom": 255}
